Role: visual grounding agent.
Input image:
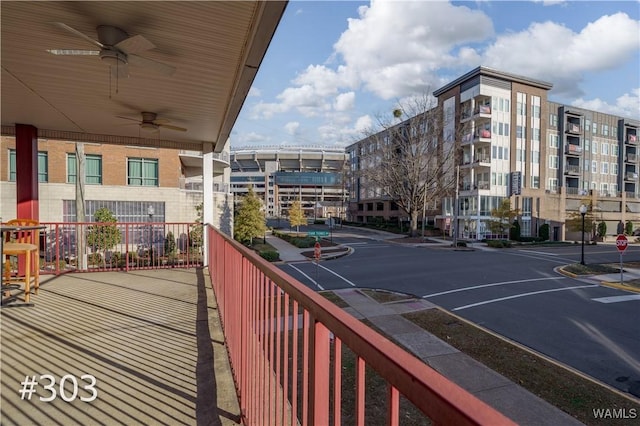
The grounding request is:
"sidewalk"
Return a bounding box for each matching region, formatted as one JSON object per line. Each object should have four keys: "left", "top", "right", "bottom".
{"left": 270, "top": 233, "right": 584, "bottom": 425}
{"left": 334, "top": 288, "right": 583, "bottom": 426}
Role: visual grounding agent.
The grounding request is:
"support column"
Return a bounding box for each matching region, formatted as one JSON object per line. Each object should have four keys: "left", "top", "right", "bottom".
{"left": 15, "top": 124, "right": 39, "bottom": 220}
{"left": 202, "top": 143, "right": 214, "bottom": 267}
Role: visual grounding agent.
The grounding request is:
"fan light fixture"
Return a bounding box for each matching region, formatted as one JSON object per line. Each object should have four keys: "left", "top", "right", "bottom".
{"left": 99, "top": 49, "right": 127, "bottom": 66}
{"left": 140, "top": 122, "right": 158, "bottom": 131}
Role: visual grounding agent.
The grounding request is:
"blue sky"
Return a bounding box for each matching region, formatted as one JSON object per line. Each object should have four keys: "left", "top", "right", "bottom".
{"left": 230, "top": 0, "right": 640, "bottom": 150}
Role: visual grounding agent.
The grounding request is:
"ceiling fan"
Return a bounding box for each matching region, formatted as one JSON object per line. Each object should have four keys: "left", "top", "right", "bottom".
{"left": 118, "top": 112, "right": 187, "bottom": 132}
{"left": 47, "top": 23, "right": 176, "bottom": 77}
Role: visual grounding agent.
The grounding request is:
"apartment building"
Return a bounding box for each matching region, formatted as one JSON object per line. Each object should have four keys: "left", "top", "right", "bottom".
{"left": 230, "top": 147, "right": 348, "bottom": 220}
{"left": 347, "top": 66, "right": 640, "bottom": 241}
{"left": 1, "top": 137, "right": 233, "bottom": 234}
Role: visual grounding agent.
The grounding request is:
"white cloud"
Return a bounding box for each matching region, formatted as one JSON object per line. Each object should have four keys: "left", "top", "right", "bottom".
{"left": 482, "top": 13, "right": 640, "bottom": 97}
{"left": 234, "top": 131, "right": 271, "bottom": 145}
{"left": 334, "top": 1, "right": 494, "bottom": 99}
{"left": 247, "top": 87, "right": 261, "bottom": 97}
{"left": 334, "top": 92, "right": 355, "bottom": 111}
{"left": 284, "top": 121, "right": 300, "bottom": 135}
{"left": 532, "top": 0, "right": 566, "bottom": 5}
{"left": 572, "top": 88, "right": 640, "bottom": 119}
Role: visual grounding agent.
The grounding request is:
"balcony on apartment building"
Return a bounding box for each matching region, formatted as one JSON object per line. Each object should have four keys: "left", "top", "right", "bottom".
{"left": 473, "top": 128, "right": 492, "bottom": 143}
{"left": 564, "top": 143, "right": 582, "bottom": 156}
{"left": 626, "top": 133, "right": 638, "bottom": 145}
{"left": 625, "top": 171, "right": 639, "bottom": 181}
{"left": 179, "top": 150, "right": 230, "bottom": 177}
{"left": 625, "top": 153, "right": 637, "bottom": 163}
{"left": 462, "top": 180, "right": 490, "bottom": 191}
{"left": 460, "top": 97, "right": 491, "bottom": 123}
{"left": 460, "top": 153, "right": 490, "bottom": 169}
{"left": 564, "top": 164, "right": 581, "bottom": 175}
{"left": 182, "top": 180, "right": 230, "bottom": 193}
{"left": 565, "top": 122, "right": 581, "bottom": 135}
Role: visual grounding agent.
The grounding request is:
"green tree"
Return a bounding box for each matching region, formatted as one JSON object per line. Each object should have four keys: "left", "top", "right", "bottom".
{"left": 538, "top": 223, "right": 550, "bottom": 241}
{"left": 86, "top": 207, "right": 121, "bottom": 268}
{"left": 234, "top": 187, "right": 266, "bottom": 245}
{"left": 487, "top": 199, "right": 519, "bottom": 238}
{"left": 566, "top": 200, "right": 595, "bottom": 235}
{"left": 288, "top": 200, "right": 306, "bottom": 232}
{"left": 597, "top": 221, "right": 607, "bottom": 240}
{"left": 625, "top": 221, "right": 634, "bottom": 236}
{"left": 189, "top": 202, "right": 203, "bottom": 248}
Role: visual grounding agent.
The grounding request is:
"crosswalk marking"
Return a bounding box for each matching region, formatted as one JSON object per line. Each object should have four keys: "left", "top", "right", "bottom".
{"left": 592, "top": 294, "right": 640, "bottom": 304}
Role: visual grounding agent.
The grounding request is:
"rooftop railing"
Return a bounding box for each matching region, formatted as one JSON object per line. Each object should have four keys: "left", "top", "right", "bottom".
{"left": 207, "top": 225, "right": 515, "bottom": 425}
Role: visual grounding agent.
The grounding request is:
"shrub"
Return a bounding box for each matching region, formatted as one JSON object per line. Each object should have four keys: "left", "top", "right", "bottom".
{"left": 510, "top": 220, "right": 521, "bottom": 241}
{"left": 88, "top": 253, "right": 102, "bottom": 265}
{"left": 107, "top": 251, "right": 122, "bottom": 267}
{"left": 538, "top": 224, "right": 550, "bottom": 241}
{"left": 259, "top": 250, "right": 279, "bottom": 262}
{"left": 165, "top": 231, "right": 177, "bottom": 255}
{"left": 625, "top": 221, "right": 634, "bottom": 236}
{"left": 487, "top": 239, "right": 512, "bottom": 248}
{"left": 456, "top": 241, "right": 467, "bottom": 247}
{"left": 518, "top": 236, "right": 542, "bottom": 243}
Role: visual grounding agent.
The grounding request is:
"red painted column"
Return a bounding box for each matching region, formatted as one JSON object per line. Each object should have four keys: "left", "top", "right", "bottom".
{"left": 15, "top": 124, "right": 39, "bottom": 220}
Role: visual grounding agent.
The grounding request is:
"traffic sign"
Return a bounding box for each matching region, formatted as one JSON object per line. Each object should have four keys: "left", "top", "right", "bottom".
{"left": 616, "top": 234, "right": 628, "bottom": 252}
{"left": 307, "top": 231, "right": 329, "bottom": 237}
{"left": 314, "top": 242, "right": 321, "bottom": 260}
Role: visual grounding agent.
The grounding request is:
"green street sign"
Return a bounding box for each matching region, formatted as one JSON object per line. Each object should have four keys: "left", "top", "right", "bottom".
{"left": 307, "top": 231, "right": 329, "bottom": 237}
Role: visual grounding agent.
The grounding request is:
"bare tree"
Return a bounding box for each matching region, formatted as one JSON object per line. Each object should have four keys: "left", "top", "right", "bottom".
{"left": 356, "top": 94, "right": 460, "bottom": 237}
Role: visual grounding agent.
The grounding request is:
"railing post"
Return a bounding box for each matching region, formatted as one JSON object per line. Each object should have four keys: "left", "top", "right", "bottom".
{"left": 308, "top": 318, "right": 330, "bottom": 425}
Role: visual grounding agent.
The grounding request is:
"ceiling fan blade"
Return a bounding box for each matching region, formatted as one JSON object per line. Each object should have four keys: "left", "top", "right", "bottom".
{"left": 46, "top": 49, "right": 99, "bottom": 56}
{"left": 158, "top": 123, "right": 187, "bottom": 132}
{"left": 153, "top": 118, "right": 171, "bottom": 124}
{"left": 53, "top": 22, "right": 103, "bottom": 49}
{"left": 110, "top": 64, "right": 130, "bottom": 78}
{"left": 115, "top": 34, "right": 155, "bottom": 54}
{"left": 116, "top": 115, "right": 140, "bottom": 122}
{"left": 128, "top": 54, "right": 176, "bottom": 76}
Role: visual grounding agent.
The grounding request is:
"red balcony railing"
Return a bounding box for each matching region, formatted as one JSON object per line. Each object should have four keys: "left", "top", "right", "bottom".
{"left": 37, "top": 222, "right": 202, "bottom": 274}
{"left": 207, "top": 225, "right": 515, "bottom": 425}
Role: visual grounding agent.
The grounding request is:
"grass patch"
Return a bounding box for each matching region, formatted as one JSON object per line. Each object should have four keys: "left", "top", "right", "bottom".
{"left": 319, "top": 291, "right": 349, "bottom": 308}
{"left": 562, "top": 263, "right": 621, "bottom": 275}
{"left": 360, "top": 289, "right": 414, "bottom": 304}
{"left": 402, "top": 309, "right": 640, "bottom": 426}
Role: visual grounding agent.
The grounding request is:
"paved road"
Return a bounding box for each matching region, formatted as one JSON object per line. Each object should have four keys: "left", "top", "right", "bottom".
{"left": 280, "top": 227, "right": 640, "bottom": 398}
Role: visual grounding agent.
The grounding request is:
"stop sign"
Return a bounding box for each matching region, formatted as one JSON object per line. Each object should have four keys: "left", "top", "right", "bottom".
{"left": 616, "top": 234, "right": 628, "bottom": 252}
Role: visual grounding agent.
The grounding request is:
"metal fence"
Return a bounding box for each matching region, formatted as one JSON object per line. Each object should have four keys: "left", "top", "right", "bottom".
{"left": 37, "top": 222, "right": 203, "bottom": 274}
{"left": 207, "top": 225, "right": 514, "bottom": 425}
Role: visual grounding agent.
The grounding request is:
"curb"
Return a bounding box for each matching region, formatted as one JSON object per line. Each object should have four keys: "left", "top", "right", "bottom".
{"left": 599, "top": 281, "right": 640, "bottom": 293}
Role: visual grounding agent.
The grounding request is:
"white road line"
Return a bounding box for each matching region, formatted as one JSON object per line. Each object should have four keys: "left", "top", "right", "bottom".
{"left": 503, "top": 251, "right": 573, "bottom": 264}
{"left": 317, "top": 264, "right": 357, "bottom": 287}
{"left": 288, "top": 264, "right": 324, "bottom": 290}
{"left": 422, "top": 277, "right": 567, "bottom": 298}
{"left": 592, "top": 294, "right": 640, "bottom": 304}
{"left": 518, "top": 250, "right": 559, "bottom": 256}
{"left": 452, "top": 284, "right": 598, "bottom": 311}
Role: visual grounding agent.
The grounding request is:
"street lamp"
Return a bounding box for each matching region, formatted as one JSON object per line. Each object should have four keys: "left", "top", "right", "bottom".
{"left": 579, "top": 204, "right": 587, "bottom": 265}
